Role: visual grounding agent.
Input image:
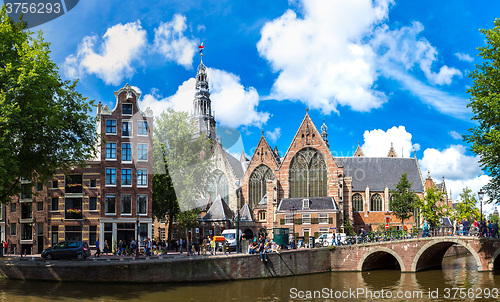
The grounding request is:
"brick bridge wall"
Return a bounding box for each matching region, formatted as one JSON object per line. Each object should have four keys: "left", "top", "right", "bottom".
{"left": 0, "top": 237, "right": 499, "bottom": 282}
{"left": 331, "top": 236, "right": 500, "bottom": 272}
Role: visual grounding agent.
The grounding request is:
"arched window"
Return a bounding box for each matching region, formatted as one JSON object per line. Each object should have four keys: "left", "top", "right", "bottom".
{"left": 207, "top": 170, "right": 229, "bottom": 203}
{"left": 289, "top": 148, "right": 327, "bottom": 198}
{"left": 370, "top": 193, "right": 383, "bottom": 212}
{"left": 352, "top": 193, "right": 363, "bottom": 212}
{"left": 249, "top": 165, "right": 274, "bottom": 207}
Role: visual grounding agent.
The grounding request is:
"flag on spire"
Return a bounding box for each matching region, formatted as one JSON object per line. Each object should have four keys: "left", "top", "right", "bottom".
{"left": 198, "top": 42, "right": 204, "bottom": 54}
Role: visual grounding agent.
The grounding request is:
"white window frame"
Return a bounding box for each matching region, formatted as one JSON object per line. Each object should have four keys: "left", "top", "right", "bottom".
{"left": 318, "top": 213, "right": 328, "bottom": 224}
{"left": 121, "top": 194, "right": 132, "bottom": 215}
{"left": 303, "top": 198, "right": 309, "bottom": 209}
{"left": 10, "top": 223, "right": 16, "bottom": 236}
{"left": 105, "top": 119, "right": 117, "bottom": 135}
{"left": 122, "top": 142, "right": 132, "bottom": 163}
{"left": 137, "top": 169, "right": 148, "bottom": 187}
{"left": 105, "top": 142, "right": 117, "bottom": 160}
{"left": 302, "top": 213, "right": 311, "bottom": 225}
{"left": 121, "top": 168, "right": 132, "bottom": 187}
{"left": 88, "top": 196, "right": 98, "bottom": 212}
{"left": 105, "top": 168, "right": 116, "bottom": 187}
{"left": 137, "top": 194, "right": 147, "bottom": 215}
{"left": 122, "top": 103, "right": 133, "bottom": 116}
{"left": 122, "top": 120, "right": 132, "bottom": 138}
{"left": 302, "top": 228, "right": 311, "bottom": 236}
{"left": 138, "top": 120, "right": 148, "bottom": 136}
{"left": 105, "top": 194, "right": 116, "bottom": 215}
{"left": 137, "top": 144, "right": 148, "bottom": 161}
{"left": 284, "top": 214, "right": 293, "bottom": 225}
{"left": 318, "top": 228, "right": 329, "bottom": 235}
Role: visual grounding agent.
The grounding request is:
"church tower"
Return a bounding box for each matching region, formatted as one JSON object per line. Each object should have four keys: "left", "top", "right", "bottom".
{"left": 321, "top": 119, "right": 329, "bottom": 148}
{"left": 193, "top": 51, "right": 216, "bottom": 140}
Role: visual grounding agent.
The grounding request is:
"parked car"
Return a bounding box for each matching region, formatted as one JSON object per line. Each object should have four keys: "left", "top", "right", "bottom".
{"left": 41, "top": 241, "right": 91, "bottom": 260}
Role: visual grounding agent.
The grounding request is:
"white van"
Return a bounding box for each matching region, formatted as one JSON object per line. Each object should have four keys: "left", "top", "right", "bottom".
{"left": 317, "top": 233, "right": 347, "bottom": 246}
{"left": 222, "top": 229, "right": 242, "bottom": 251}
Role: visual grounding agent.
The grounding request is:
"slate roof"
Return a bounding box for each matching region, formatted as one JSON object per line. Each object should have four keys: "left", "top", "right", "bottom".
{"left": 334, "top": 157, "right": 424, "bottom": 192}
{"left": 201, "top": 195, "right": 234, "bottom": 221}
{"left": 224, "top": 150, "right": 245, "bottom": 179}
{"left": 194, "top": 198, "right": 210, "bottom": 211}
{"left": 239, "top": 203, "right": 254, "bottom": 222}
{"left": 277, "top": 197, "right": 338, "bottom": 212}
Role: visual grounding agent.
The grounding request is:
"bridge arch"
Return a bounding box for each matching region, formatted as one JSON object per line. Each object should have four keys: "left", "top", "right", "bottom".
{"left": 358, "top": 247, "right": 406, "bottom": 271}
{"left": 411, "top": 238, "right": 482, "bottom": 272}
{"left": 488, "top": 248, "right": 500, "bottom": 271}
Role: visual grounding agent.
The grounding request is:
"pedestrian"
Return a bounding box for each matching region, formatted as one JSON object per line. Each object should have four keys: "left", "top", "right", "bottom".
{"left": 179, "top": 238, "right": 183, "bottom": 254}
{"left": 423, "top": 220, "right": 429, "bottom": 238}
{"left": 210, "top": 236, "right": 216, "bottom": 255}
{"left": 146, "top": 238, "right": 152, "bottom": 257}
{"left": 494, "top": 221, "right": 499, "bottom": 238}
{"left": 95, "top": 239, "right": 100, "bottom": 257}
{"left": 258, "top": 236, "right": 267, "bottom": 262}
{"left": 453, "top": 219, "right": 457, "bottom": 236}
{"left": 103, "top": 240, "right": 110, "bottom": 255}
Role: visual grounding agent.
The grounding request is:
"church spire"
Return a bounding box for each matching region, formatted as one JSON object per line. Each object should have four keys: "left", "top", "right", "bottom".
{"left": 193, "top": 43, "right": 216, "bottom": 140}
{"left": 354, "top": 142, "right": 364, "bottom": 157}
{"left": 321, "top": 119, "right": 329, "bottom": 148}
{"left": 387, "top": 142, "right": 397, "bottom": 158}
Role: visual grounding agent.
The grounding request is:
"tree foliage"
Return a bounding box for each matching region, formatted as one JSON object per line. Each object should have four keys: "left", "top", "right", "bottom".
{"left": 453, "top": 187, "right": 480, "bottom": 222}
{"left": 417, "top": 188, "right": 448, "bottom": 227}
{"left": 152, "top": 108, "right": 213, "bottom": 238}
{"left": 389, "top": 172, "right": 419, "bottom": 228}
{"left": 0, "top": 7, "right": 97, "bottom": 203}
{"left": 465, "top": 18, "right": 500, "bottom": 204}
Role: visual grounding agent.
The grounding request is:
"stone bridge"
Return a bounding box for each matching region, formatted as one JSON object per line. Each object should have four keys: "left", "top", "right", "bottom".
{"left": 331, "top": 236, "right": 500, "bottom": 272}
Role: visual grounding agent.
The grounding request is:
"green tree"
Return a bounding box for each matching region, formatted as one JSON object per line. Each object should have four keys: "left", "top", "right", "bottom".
{"left": 152, "top": 108, "right": 213, "bottom": 242}
{"left": 454, "top": 187, "right": 480, "bottom": 222}
{"left": 0, "top": 7, "right": 97, "bottom": 203}
{"left": 488, "top": 212, "right": 499, "bottom": 223}
{"left": 389, "top": 172, "right": 419, "bottom": 229}
{"left": 465, "top": 19, "right": 500, "bottom": 204}
{"left": 418, "top": 187, "right": 446, "bottom": 227}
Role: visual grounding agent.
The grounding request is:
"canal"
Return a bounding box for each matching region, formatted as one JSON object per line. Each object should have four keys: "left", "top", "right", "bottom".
{"left": 0, "top": 254, "right": 498, "bottom": 301}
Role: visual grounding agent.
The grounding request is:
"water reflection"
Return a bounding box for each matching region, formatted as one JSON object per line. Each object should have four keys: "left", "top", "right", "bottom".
{"left": 0, "top": 255, "right": 498, "bottom": 301}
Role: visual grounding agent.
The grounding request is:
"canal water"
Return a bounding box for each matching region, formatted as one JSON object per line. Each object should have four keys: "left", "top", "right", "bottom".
{"left": 0, "top": 254, "right": 498, "bottom": 301}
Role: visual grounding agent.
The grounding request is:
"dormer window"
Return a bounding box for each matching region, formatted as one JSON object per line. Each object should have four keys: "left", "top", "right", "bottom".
{"left": 302, "top": 198, "right": 309, "bottom": 209}
{"left": 122, "top": 103, "right": 132, "bottom": 115}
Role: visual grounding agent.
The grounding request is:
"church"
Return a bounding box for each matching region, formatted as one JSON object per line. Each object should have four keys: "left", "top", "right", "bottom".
{"left": 166, "top": 54, "right": 437, "bottom": 244}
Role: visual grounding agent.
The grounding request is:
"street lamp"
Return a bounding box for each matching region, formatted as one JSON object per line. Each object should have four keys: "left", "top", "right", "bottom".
{"left": 478, "top": 190, "right": 485, "bottom": 223}
{"left": 235, "top": 180, "right": 241, "bottom": 254}
{"left": 431, "top": 204, "right": 437, "bottom": 236}
{"left": 291, "top": 206, "right": 297, "bottom": 249}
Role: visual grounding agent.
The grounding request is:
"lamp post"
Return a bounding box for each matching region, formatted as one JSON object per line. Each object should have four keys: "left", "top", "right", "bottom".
{"left": 291, "top": 206, "right": 297, "bottom": 249}
{"left": 478, "top": 190, "right": 485, "bottom": 223}
{"left": 235, "top": 180, "right": 241, "bottom": 254}
{"left": 431, "top": 204, "right": 437, "bottom": 236}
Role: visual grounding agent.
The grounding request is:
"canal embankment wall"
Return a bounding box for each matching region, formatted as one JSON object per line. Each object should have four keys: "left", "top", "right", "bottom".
{"left": 0, "top": 248, "right": 332, "bottom": 283}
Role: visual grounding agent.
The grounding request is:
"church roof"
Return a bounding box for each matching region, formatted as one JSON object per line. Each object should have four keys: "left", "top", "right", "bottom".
{"left": 223, "top": 150, "right": 245, "bottom": 179}
{"left": 334, "top": 157, "right": 424, "bottom": 192}
{"left": 277, "top": 197, "right": 338, "bottom": 212}
{"left": 195, "top": 198, "right": 210, "bottom": 211}
{"left": 239, "top": 204, "right": 254, "bottom": 222}
{"left": 201, "top": 195, "right": 234, "bottom": 221}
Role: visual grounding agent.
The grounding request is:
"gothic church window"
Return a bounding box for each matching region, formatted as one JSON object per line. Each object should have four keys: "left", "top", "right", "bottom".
{"left": 352, "top": 193, "right": 363, "bottom": 212}
{"left": 207, "top": 170, "right": 229, "bottom": 204}
{"left": 370, "top": 193, "right": 383, "bottom": 212}
{"left": 289, "top": 148, "right": 327, "bottom": 198}
{"left": 248, "top": 165, "right": 274, "bottom": 207}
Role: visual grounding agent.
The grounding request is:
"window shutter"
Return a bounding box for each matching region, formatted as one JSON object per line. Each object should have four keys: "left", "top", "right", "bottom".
{"left": 329, "top": 217, "right": 333, "bottom": 224}
{"left": 280, "top": 219, "right": 284, "bottom": 225}
{"left": 312, "top": 218, "right": 319, "bottom": 224}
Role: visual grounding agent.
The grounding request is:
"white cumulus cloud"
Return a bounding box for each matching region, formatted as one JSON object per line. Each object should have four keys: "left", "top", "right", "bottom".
{"left": 361, "top": 126, "right": 418, "bottom": 158}
{"left": 455, "top": 52, "right": 474, "bottom": 63}
{"left": 449, "top": 130, "right": 462, "bottom": 140}
{"left": 153, "top": 14, "right": 198, "bottom": 68}
{"left": 63, "top": 21, "right": 147, "bottom": 85}
{"left": 420, "top": 145, "right": 483, "bottom": 181}
{"left": 257, "top": 0, "right": 392, "bottom": 113}
{"left": 266, "top": 128, "right": 281, "bottom": 143}
{"left": 138, "top": 68, "right": 269, "bottom": 128}
{"left": 258, "top": 0, "right": 464, "bottom": 117}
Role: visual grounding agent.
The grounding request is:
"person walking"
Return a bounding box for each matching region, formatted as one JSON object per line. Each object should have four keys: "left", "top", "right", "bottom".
{"left": 103, "top": 240, "right": 110, "bottom": 256}
{"left": 95, "top": 239, "right": 100, "bottom": 257}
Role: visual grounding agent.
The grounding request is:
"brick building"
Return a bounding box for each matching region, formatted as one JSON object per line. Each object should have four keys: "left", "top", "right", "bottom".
{"left": 4, "top": 84, "right": 153, "bottom": 255}
{"left": 240, "top": 111, "right": 426, "bottom": 243}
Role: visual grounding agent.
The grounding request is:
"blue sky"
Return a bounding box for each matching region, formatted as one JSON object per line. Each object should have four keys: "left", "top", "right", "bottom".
{"left": 26, "top": 0, "right": 499, "bottom": 210}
